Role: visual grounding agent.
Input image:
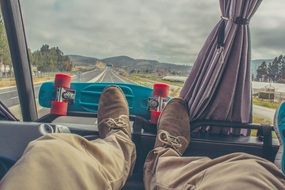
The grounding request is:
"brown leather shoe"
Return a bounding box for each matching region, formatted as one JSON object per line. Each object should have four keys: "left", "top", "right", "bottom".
{"left": 154, "top": 98, "right": 190, "bottom": 155}
{"left": 97, "top": 86, "right": 131, "bottom": 138}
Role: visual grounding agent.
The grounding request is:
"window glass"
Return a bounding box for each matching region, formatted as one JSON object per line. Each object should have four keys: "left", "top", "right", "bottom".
{"left": 20, "top": 0, "right": 284, "bottom": 123}
{"left": 251, "top": 0, "right": 285, "bottom": 125}
{"left": 0, "top": 12, "right": 22, "bottom": 119}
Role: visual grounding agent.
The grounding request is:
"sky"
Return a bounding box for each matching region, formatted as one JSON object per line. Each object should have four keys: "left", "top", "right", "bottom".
{"left": 20, "top": 0, "right": 285, "bottom": 65}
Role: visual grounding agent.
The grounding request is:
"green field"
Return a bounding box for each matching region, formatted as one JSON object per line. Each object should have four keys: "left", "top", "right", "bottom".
{"left": 252, "top": 97, "right": 279, "bottom": 109}
{"left": 125, "top": 73, "right": 276, "bottom": 127}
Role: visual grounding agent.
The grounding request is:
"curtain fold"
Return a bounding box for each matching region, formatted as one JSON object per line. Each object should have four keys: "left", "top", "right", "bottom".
{"left": 180, "top": 0, "right": 262, "bottom": 135}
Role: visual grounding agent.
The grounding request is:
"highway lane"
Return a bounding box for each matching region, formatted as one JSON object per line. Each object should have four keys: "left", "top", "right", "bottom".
{"left": 98, "top": 69, "right": 278, "bottom": 122}
{"left": 50, "top": 70, "right": 278, "bottom": 126}
{"left": 1, "top": 67, "right": 277, "bottom": 122}
{"left": 98, "top": 67, "right": 128, "bottom": 83}
{"left": 0, "top": 69, "right": 104, "bottom": 108}
{"left": 51, "top": 68, "right": 130, "bottom": 123}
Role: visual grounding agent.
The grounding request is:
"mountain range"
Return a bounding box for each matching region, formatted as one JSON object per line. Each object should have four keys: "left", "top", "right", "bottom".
{"left": 68, "top": 55, "right": 191, "bottom": 76}
{"left": 69, "top": 55, "right": 272, "bottom": 77}
{"left": 68, "top": 55, "right": 98, "bottom": 66}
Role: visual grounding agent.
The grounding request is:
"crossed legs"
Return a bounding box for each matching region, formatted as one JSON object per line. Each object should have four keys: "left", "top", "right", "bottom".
{"left": 1, "top": 87, "right": 284, "bottom": 190}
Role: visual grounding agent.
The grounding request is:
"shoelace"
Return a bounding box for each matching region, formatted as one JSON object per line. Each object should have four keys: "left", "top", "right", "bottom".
{"left": 103, "top": 115, "right": 129, "bottom": 132}
{"left": 158, "top": 130, "right": 185, "bottom": 155}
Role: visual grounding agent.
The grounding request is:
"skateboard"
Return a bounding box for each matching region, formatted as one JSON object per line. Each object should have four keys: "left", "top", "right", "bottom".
{"left": 274, "top": 102, "right": 285, "bottom": 173}
{"left": 39, "top": 73, "right": 170, "bottom": 124}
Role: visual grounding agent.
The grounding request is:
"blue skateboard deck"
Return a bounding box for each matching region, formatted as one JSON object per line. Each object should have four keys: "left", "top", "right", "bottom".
{"left": 39, "top": 82, "right": 153, "bottom": 119}
{"left": 274, "top": 102, "right": 285, "bottom": 173}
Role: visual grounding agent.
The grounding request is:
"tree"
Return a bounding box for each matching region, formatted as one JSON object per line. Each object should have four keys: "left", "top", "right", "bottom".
{"left": 279, "top": 55, "right": 285, "bottom": 80}
{"left": 256, "top": 61, "right": 268, "bottom": 81}
{"left": 254, "top": 55, "right": 285, "bottom": 83}
{"left": 0, "top": 17, "right": 72, "bottom": 73}
{"left": 268, "top": 57, "right": 281, "bottom": 82}
{"left": 0, "top": 15, "right": 11, "bottom": 66}
{"left": 30, "top": 44, "right": 72, "bottom": 72}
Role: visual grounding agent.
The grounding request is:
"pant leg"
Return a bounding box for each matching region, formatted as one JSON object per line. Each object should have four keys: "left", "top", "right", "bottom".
{"left": 0, "top": 130, "right": 136, "bottom": 190}
{"left": 144, "top": 148, "right": 285, "bottom": 190}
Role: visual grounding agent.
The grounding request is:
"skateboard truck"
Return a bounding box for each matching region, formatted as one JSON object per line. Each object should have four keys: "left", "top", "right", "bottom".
{"left": 55, "top": 88, "right": 75, "bottom": 103}
{"left": 148, "top": 83, "right": 170, "bottom": 124}
{"left": 51, "top": 73, "right": 74, "bottom": 116}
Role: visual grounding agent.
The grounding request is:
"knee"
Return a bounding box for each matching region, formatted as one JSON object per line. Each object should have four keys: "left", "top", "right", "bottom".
{"left": 225, "top": 152, "right": 264, "bottom": 162}
{"left": 25, "top": 134, "right": 69, "bottom": 155}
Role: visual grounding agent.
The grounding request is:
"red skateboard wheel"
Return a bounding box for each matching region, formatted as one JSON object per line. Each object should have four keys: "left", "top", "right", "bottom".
{"left": 54, "top": 73, "right": 71, "bottom": 88}
{"left": 51, "top": 101, "right": 68, "bottom": 116}
{"left": 150, "top": 110, "right": 161, "bottom": 124}
{"left": 153, "top": 83, "right": 170, "bottom": 97}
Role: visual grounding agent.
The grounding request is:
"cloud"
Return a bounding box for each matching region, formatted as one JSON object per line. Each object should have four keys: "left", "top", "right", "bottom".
{"left": 20, "top": 0, "right": 285, "bottom": 65}
{"left": 251, "top": 0, "right": 285, "bottom": 60}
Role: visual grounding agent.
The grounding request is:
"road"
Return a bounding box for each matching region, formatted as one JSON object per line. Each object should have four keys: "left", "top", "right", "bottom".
{"left": 252, "top": 105, "right": 275, "bottom": 121}
{"left": 98, "top": 70, "right": 277, "bottom": 122}
{"left": 0, "top": 69, "right": 105, "bottom": 108}
{"left": 97, "top": 67, "right": 128, "bottom": 83}
{"left": 50, "top": 67, "right": 130, "bottom": 123}
{"left": 0, "top": 68, "right": 277, "bottom": 121}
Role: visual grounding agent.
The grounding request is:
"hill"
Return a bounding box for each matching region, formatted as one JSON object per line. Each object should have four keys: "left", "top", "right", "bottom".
{"left": 102, "top": 56, "right": 137, "bottom": 66}
{"left": 68, "top": 55, "right": 191, "bottom": 76}
{"left": 68, "top": 55, "right": 98, "bottom": 66}
{"left": 69, "top": 54, "right": 274, "bottom": 77}
{"left": 102, "top": 56, "right": 191, "bottom": 74}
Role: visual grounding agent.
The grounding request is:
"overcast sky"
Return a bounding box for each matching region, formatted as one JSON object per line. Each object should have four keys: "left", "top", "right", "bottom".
{"left": 20, "top": 0, "right": 285, "bottom": 65}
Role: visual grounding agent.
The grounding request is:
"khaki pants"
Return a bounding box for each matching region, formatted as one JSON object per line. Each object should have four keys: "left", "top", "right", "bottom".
{"left": 1, "top": 132, "right": 285, "bottom": 190}
{"left": 0, "top": 131, "right": 136, "bottom": 190}
{"left": 144, "top": 148, "right": 285, "bottom": 190}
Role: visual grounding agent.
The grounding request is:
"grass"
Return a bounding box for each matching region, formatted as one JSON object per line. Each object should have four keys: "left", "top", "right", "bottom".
{"left": 129, "top": 74, "right": 184, "bottom": 87}
{"left": 127, "top": 74, "right": 182, "bottom": 97}
{"left": 0, "top": 73, "right": 62, "bottom": 88}
{"left": 33, "top": 75, "right": 55, "bottom": 84}
{"left": 0, "top": 69, "right": 90, "bottom": 88}
{"left": 252, "top": 114, "right": 273, "bottom": 125}
{"left": 0, "top": 78, "right": 17, "bottom": 88}
{"left": 250, "top": 114, "right": 279, "bottom": 138}
{"left": 122, "top": 73, "right": 280, "bottom": 137}
{"left": 128, "top": 73, "right": 281, "bottom": 109}
{"left": 252, "top": 97, "right": 279, "bottom": 109}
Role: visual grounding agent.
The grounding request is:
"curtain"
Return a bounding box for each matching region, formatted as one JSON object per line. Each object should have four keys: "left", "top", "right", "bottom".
{"left": 180, "top": 0, "right": 262, "bottom": 135}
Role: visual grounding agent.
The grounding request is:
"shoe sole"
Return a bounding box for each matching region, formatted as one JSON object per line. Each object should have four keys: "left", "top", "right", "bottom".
{"left": 274, "top": 102, "right": 285, "bottom": 173}
{"left": 102, "top": 86, "right": 129, "bottom": 105}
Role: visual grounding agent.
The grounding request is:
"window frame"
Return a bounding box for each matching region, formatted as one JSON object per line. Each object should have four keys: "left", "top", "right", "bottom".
{"left": 0, "top": 0, "right": 38, "bottom": 121}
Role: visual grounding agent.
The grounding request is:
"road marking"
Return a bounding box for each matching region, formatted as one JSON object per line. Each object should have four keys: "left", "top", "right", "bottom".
{"left": 88, "top": 68, "right": 107, "bottom": 82}
{"left": 0, "top": 89, "right": 18, "bottom": 95}
{"left": 3, "top": 69, "right": 104, "bottom": 108}
{"left": 110, "top": 70, "right": 127, "bottom": 83}
{"left": 8, "top": 96, "right": 19, "bottom": 100}
{"left": 99, "top": 70, "right": 107, "bottom": 82}
{"left": 110, "top": 71, "right": 114, "bottom": 83}
{"left": 0, "top": 84, "right": 41, "bottom": 95}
